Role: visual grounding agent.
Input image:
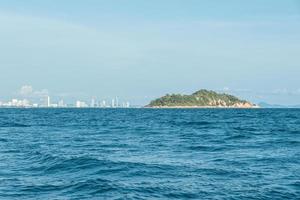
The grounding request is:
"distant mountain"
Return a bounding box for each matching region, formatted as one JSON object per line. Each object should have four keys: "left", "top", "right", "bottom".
{"left": 258, "top": 102, "right": 300, "bottom": 108}
{"left": 258, "top": 102, "right": 287, "bottom": 108}
{"left": 146, "top": 89, "right": 258, "bottom": 108}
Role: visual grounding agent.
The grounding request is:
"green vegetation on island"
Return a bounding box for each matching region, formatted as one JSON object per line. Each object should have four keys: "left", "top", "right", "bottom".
{"left": 146, "top": 89, "right": 256, "bottom": 108}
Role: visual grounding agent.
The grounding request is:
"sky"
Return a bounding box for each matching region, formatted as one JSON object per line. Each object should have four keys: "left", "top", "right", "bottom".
{"left": 0, "top": 0, "right": 299, "bottom": 105}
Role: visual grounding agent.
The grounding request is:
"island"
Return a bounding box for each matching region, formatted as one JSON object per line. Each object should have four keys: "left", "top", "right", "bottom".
{"left": 146, "top": 89, "right": 258, "bottom": 108}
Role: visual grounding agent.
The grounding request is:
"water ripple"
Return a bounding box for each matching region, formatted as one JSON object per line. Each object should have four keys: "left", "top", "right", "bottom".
{"left": 0, "top": 108, "right": 299, "bottom": 199}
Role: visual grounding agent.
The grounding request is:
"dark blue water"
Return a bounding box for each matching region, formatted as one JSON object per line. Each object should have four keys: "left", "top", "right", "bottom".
{"left": 0, "top": 109, "right": 299, "bottom": 199}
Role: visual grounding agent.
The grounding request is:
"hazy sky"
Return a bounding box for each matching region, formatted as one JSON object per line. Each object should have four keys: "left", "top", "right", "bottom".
{"left": 0, "top": 0, "right": 299, "bottom": 105}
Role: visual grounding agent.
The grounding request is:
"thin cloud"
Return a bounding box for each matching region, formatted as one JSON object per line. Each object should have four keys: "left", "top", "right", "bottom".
{"left": 18, "top": 85, "right": 48, "bottom": 98}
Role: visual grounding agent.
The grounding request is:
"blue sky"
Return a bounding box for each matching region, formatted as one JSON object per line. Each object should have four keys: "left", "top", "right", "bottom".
{"left": 0, "top": 0, "right": 299, "bottom": 105}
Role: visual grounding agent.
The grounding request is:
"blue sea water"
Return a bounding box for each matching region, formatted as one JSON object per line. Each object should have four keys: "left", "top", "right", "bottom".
{"left": 0, "top": 108, "right": 299, "bottom": 200}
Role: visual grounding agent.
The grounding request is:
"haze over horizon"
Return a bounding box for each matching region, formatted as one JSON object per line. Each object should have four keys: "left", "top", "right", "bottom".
{"left": 0, "top": 0, "right": 300, "bottom": 105}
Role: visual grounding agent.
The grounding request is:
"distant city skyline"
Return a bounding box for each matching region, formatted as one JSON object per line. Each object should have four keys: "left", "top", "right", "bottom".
{"left": 0, "top": 1, "right": 299, "bottom": 105}
{"left": 0, "top": 91, "right": 131, "bottom": 109}
{"left": 0, "top": 85, "right": 133, "bottom": 106}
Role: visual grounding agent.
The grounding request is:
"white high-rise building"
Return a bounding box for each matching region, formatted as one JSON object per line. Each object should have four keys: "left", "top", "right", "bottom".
{"left": 91, "top": 98, "right": 95, "bottom": 107}
{"left": 22, "top": 99, "right": 30, "bottom": 107}
{"left": 12, "top": 99, "right": 18, "bottom": 106}
{"left": 76, "top": 101, "right": 88, "bottom": 108}
{"left": 47, "top": 96, "right": 51, "bottom": 107}
{"left": 115, "top": 97, "right": 119, "bottom": 108}
{"left": 101, "top": 100, "right": 106, "bottom": 107}
{"left": 58, "top": 100, "right": 65, "bottom": 107}
{"left": 76, "top": 101, "right": 81, "bottom": 108}
{"left": 111, "top": 99, "right": 115, "bottom": 108}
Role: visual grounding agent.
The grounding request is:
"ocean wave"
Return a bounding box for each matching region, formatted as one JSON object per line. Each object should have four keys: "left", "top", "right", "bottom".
{"left": 0, "top": 122, "right": 30, "bottom": 127}
{"left": 1, "top": 109, "right": 299, "bottom": 199}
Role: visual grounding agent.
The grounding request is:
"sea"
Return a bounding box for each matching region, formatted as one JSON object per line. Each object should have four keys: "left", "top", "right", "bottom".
{"left": 0, "top": 108, "right": 299, "bottom": 199}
